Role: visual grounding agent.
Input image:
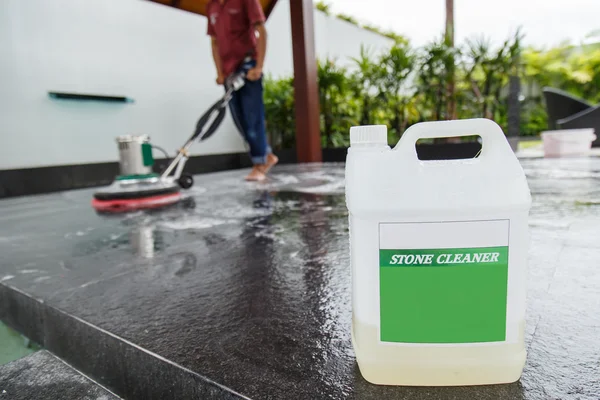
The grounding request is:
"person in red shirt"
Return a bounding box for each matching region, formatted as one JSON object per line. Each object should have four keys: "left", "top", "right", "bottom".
{"left": 207, "top": 0, "right": 278, "bottom": 181}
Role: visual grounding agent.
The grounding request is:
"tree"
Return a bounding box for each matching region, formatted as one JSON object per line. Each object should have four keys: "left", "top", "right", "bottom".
{"left": 263, "top": 28, "right": 600, "bottom": 146}
{"left": 417, "top": 39, "right": 458, "bottom": 121}
{"left": 378, "top": 43, "right": 418, "bottom": 138}
{"left": 350, "top": 46, "right": 385, "bottom": 126}
{"left": 462, "top": 30, "right": 523, "bottom": 122}
{"left": 317, "top": 59, "right": 359, "bottom": 147}
{"left": 445, "top": 0, "right": 457, "bottom": 120}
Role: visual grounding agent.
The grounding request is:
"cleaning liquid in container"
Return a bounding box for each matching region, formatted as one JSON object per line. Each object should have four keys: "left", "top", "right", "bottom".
{"left": 345, "top": 119, "right": 531, "bottom": 386}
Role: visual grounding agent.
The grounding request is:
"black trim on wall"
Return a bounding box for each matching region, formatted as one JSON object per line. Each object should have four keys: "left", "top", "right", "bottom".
{"left": 0, "top": 143, "right": 481, "bottom": 199}
{"left": 0, "top": 162, "right": 121, "bottom": 199}
{"left": 0, "top": 151, "right": 297, "bottom": 199}
{"left": 48, "top": 92, "right": 134, "bottom": 103}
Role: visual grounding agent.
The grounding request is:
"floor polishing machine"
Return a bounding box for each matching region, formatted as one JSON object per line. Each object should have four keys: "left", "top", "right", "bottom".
{"left": 92, "top": 71, "right": 246, "bottom": 213}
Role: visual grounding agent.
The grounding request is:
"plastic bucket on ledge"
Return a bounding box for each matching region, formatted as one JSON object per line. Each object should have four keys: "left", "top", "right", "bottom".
{"left": 541, "top": 129, "right": 596, "bottom": 158}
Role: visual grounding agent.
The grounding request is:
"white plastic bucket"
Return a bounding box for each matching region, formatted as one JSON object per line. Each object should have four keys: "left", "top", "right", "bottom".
{"left": 541, "top": 129, "right": 596, "bottom": 158}
{"left": 345, "top": 119, "right": 532, "bottom": 386}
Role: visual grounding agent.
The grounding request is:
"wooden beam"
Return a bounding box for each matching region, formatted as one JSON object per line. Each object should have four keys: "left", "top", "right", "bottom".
{"left": 147, "top": 0, "right": 278, "bottom": 19}
{"left": 264, "top": 0, "right": 279, "bottom": 18}
{"left": 290, "top": 0, "right": 322, "bottom": 163}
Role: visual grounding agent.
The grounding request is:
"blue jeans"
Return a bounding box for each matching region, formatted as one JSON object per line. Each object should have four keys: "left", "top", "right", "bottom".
{"left": 228, "top": 59, "right": 271, "bottom": 165}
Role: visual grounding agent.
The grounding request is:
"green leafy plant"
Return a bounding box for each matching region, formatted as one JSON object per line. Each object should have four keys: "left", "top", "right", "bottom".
{"left": 454, "top": 28, "right": 525, "bottom": 136}
{"left": 520, "top": 42, "right": 600, "bottom": 134}
{"left": 263, "top": 75, "right": 296, "bottom": 149}
{"left": 315, "top": 1, "right": 331, "bottom": 15}
{"left": 349, "top": 46, "right": 385, "bottom": 127}
{"left": 264, "top": 27, "right": 600, "bottom": 146}
{"left": 337, "top": 13, "right": 359, "bottom": 25}
{"left": 378, "top": 43, "right": 418, "bottom": 139}
{"left": 416, "top": 38, "right": 459, "bottom": 121}
{"left": 317, "top": 58, "right": 359, "bottom": 147}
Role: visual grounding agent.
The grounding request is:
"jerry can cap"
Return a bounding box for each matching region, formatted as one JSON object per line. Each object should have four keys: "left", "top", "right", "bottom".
{"left": 350, "top": 125, "right": 388, "bottom": 146}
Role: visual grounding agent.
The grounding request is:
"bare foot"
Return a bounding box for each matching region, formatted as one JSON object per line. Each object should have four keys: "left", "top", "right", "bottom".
{"left": 245, "top": 166, "right": 266, "bottom": 181}
{"left": 262, "top": 153, "right": 279, "bottom": 175}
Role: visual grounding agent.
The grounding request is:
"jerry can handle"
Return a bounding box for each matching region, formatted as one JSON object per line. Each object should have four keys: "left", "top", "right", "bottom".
{"left": 394, "top": 118, "right": 512, "bottom": 161}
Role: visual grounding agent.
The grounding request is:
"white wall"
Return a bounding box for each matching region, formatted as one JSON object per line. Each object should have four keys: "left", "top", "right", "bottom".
{"left": 0, "top": 0, "right": 393, "bottom": 170}
{"left": 266, "top": 1, "right": 394, "bottom": 77}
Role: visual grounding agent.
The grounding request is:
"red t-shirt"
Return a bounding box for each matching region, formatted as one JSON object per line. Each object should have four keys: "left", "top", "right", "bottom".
{"left": 206, "top": 0, "right": 266, "bottom": 76}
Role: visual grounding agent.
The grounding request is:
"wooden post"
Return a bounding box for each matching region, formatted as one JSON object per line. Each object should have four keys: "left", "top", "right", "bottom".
{"left": 290, "top": 0, "right": 322, "bottom": 163}
{"left": 445, "top": 0, "right": 456, "bottom": 120}
{"left": 445, "top": 0, "right": 454, "bottom": 47}
{"left": 506, "top": 75, "right": 521, "bottom": 151}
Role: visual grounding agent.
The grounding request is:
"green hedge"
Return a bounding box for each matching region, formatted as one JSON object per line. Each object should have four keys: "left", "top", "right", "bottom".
{"left": 264, "top": 32, "right": 600, "bottom": 149}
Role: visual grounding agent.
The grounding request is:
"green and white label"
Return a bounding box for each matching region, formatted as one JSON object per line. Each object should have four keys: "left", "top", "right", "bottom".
{"left": 379, "top": 221, "right": 509, "bottom": 344}
{"left": 381, "top": 248, "right": 507, "bottom": 267}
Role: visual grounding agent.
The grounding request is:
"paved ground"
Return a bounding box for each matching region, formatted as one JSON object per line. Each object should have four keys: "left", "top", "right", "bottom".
{"left": 0, "top": 351, "right": 118, "bottom": 400}
{"left": 0, "top": 159, "right": 599, "bottom": 399}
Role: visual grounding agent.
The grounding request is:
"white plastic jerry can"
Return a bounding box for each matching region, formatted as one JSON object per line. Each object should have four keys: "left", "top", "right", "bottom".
{"left": 345, "top": 119, "right": 532, "bottom": 387}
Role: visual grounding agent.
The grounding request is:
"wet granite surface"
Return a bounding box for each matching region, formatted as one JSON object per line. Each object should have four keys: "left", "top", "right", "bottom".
{"left": 1, "top": 160, "right": 599, "bottom": 399}
{"left": 0, "top": 350, "right": 118, "bottom": 400}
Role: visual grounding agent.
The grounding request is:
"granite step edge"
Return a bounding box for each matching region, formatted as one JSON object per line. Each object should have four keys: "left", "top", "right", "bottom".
{"left": 0, "top": 282, "right": 251, "bottom": 400}
{"left": 0, "top": 350, "right": 121, "bottom": 399}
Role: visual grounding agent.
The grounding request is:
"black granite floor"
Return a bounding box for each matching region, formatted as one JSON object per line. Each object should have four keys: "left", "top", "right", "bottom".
{"left": 0, "top": 351, "right": 119, "bottom": 400}
{"left": 1, "top": 161, "right": 599, "bottom": 399}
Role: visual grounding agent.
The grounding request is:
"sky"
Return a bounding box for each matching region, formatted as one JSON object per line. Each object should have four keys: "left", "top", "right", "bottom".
{"left": 328, "top": 0, "right": 600, "bottom": 48}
